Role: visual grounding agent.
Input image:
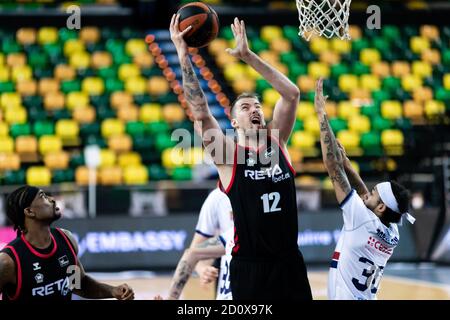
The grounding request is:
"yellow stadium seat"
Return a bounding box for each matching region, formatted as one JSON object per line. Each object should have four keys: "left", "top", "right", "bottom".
{"left": 360, "top": 74, "right": 380, "bottom": 91}
{"left": 38, "top": 27, "right": 58, "bottom": 45}
{"left": 308, "top": 62, "right": 330, "bottom": 79}
{"left": 392, "top": 61, "right": 410, "bottom": 77}
{"left": 66, "top": 92, "right": 89, "bottom": 110}
{"left": 319, "top": 51, "right": 340, "bottom": 65}
{"left": 0, "top": 153, "right": 20, "bottom": 170}
{"left": 402, "top": 75, "right": 423, "bottom": 91}
{"left": 140, "top": 103, "right": 162, "bottom": 122}
{"left": 162, "top": 147, "right": 184, "bottom": 169}
{"left": 270, "top": 38, "right": 291, "bottom": 53}
{"left": 360, "top": 48, "right": 381, "bottom": 65}
{"left": 12, "top": 65, "right": 32, "bottom": 82}
{"left": 73, "top": 106, "right": 96, "bottom": 124}
{"left": 215, "top": 52, "right": 238, "bottom": 68}
{"left": 412, "top": 87, "right": 433, "bottom": 103}
{"left": 297, "top": 75, "right": 315, "bottom": 92}
{"left": 444, "top": 74, "right": 450, "bottom": 90}
{"left": 101, "top": 119, "right": 125, "bottom": 138}
{"left": 44, "top": 151, "right": 69, "bottom": 170}
{"left": 118, "top": 152, "right": 142, "bottom": 168}
{"left": 410, "top": 36, "right": 430, "bottom": 54}
{"left": 1, "top": 93, "right": 21, "bottom": 109}
{"left": 147, "top": 76, "right": 170, "bottom": 96}
{"left": 38, "top": 78, "right": 59, "bottom": 95}
{"left": 420, "top": 25, "right": 439, "bottom": 41}
{"left": 70, "top": 52, "right": 90, "bottom": 69}
{"left": 304, "top": 116, "right": 320, "bottom": 137}
{"left": 117, "top": 105, "right": 139, "bottom": 122}
{"left": 110, "top": 91, "right": 133, "bottom": 110}
{"left": 260, "top": 26, "right": 283, "bottom": 43}
{"left": 108, "top": 134, "right": 132, "bottom": 153}
{"left": 187, "top": 147, "right": 204, "bottom": 167}
{"left": 162, "top": 103, "right": 185, "bottom": 123}
{"left": 80, "top": 27, "right": 100, "bottom": 44}
{"left": 331, "top": 38, "right": 351, "bottom": 54}
{"left": 262, "top": 105, "right": 273, "bottom": 121}
{"left": 337, "top": 130, "right": 361, "bottom": 155}
{"left": 262, "top": 88, "right": 280, "bottom": 107}
{"left": 412, "top": 61, "right": 432, "bottom": 78}
{"left": 64, "top": 39, "right": 85, "bottom": 56}
{"left": 424, "top": 100, "right": 445, "bottom": 118}
{"left": 5, "top": 107, "right": 27, "bottom": 124}
{"left": 27, "top": 166, "right": 52, "bottom": 186}
{"left": 133, "top": 52, "right": 154, "bottom": 69}
{"left": 350, "top": 88, "right": 371, "bottom": 101}
{"left": 82, "top": 77, "right": 104, "bottom": 95}
{"left": 16, "top": 28, "right": 36, "bottom": 45}
{"left": 224, "top": 63, "right": 246, "bottom": 81}
{"left": 91, "top": 51, "right": 113, "bottom": 69}
{"left": 124, "top": 165, "right": 148, "bottom": 185}
{"left": 348, "top": 115, "right": 371, "bottom": 133}
{"left": 338, "top": 74, "right": 359, "bottom": 93}
{"left": 325, "top": 101, "right": 337, "bottom": 118}
{"left": 15, "top": 135, "right": 38, "bottom": 154}
{"left": 54, "top": 64, "right": 76, "bottom": 81}
{"left": 7, "top": 53, "right": 26, "bottom": 67}
{"left": 338, "top": 101, "right": 359, "bottom": 119}
{"left": 118, "top": 64, "right": 140, "bottom": 81}
{"left": 100, "top": 149, "right": 116, "bottom": 168}
{"left": 44, "top": 92, "right": 65, "bottom": 110}
{"left": 39, "top": 135, "right": 62, "bottom": 155}
{"left": 371, "top": 62, "right": 390, "bottom": 78}
{"left": 381, "top": 129, "right": 404, "bottom": 153}
{"left": 287, "top": 147, "right": 302, "bottom": 164}
{"left": 348, "top": 25, "right": 362, "bottom": 40}
{"left": 296, "top": 102, "right": 315, "bottom": 120}
{"left": 0, "top": 137, "right": 14, "bottom": 153}
{"left": 16, "top": 79, "right": 37, "bottom": 96}
{"left": 259, "top": 50, "right": 278, "bottom": 65}
{"left": 381, "top": 101, "right": 403, "bottom": 119}
{"left": 99, "top": 166, "right": 122, "bottom": 185}
{"left": 209, "top": 38, "right": 228, "bottom": 56}
{"left": 55, "top": 119, "right": 79, "bottom": 140}
{"left": 75, "top": 166, "right": 96, "bottom": 186}
{"left": 310, "top": 37, "right": 329, "bottom": 54}
{"left": 0, "top": 122, "right": 9, "bottom": 137}
{"left": 233, "top": 78, "right": 255, "bottom": 93}
{"left": 421, "top": 49, "right": 441, "bottom": 65}
{"left": 403, "top": 101, "right": 423, "bottom": 120}
{"left": 126, "top": 39, "right": 147, "bottom": 56}
{"left": 0, "top": 66, "right": 10, "bottom": 82}
{"left": 291, "top": 131, "right": 315, "bottom": 149}
{"left": 125, "top": 77, "right": 146, "bottom": 95}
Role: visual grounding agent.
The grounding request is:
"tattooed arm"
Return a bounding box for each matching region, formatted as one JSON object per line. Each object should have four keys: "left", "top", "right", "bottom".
{"left": 314, "top": 79, "right": 352, "bottom": 203}
{"left": 226, "top": 18, "right": 300, "bottom": 144}
{"left": 168, "top": 237, "right": 225, "bottom": 300}
{"left": 170, "top": 14, "right": 234, "bottom": 165}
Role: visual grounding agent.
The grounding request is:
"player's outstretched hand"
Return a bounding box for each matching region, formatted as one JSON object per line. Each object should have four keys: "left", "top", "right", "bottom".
{"left": 314, "top": 77, "right": 328, "bottom": 114}
{"left": 169, "top": 14, "right": 192, "bottom": 55}
{"left": 226, "top": 17, "right": 251, "bottom": 60}
{"left": 112, "top": 283, "right": 135, "bottom": 300}
{"left": 199, "top": 266, "right": 219, "bottom": 285}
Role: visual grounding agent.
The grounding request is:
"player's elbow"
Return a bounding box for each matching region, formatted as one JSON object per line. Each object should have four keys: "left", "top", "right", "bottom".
{"left": 285, "top": 87, "right": 300, "bottom": 102}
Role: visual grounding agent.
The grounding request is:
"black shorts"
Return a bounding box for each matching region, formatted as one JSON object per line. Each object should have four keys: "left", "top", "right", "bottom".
{"left": 230, "top": 250, "right": 313, "bottom": 300}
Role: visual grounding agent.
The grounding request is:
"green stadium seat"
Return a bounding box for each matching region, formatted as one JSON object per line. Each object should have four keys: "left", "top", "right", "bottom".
{"left": 172, "top": 167, "right": 192, "bottom": 181}
{"left": 361, "top": 131, "right": 382, "bottom": 156}
{"left": 329, "top": 118, "right": 348, "bottom": 133}
{"left": 148, "top": 164, "right": 169, "bottom": 180}
{"left": 10, "top": 123, "right": 31, "bottom": 138}
{"left": 126, "top": 121, "right": 146, "bottom": 137}
{"left": 3, "top": 169, "right": 26, "bottom": 185}
{"left": 373, "top": 116, "right": 393, "bottom": 131}
{"left": 33, "top": 120, "right": 54, "bottom": 137}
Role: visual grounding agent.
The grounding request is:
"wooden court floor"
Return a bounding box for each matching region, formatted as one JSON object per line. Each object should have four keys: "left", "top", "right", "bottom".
{"left": 91, "top": 270, "right": 450, "bottom": 300}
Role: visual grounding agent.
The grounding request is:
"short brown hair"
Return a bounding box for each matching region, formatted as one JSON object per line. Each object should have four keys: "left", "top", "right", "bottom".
{"left": 230, "top": 92, "right": 260, "bottom": 117}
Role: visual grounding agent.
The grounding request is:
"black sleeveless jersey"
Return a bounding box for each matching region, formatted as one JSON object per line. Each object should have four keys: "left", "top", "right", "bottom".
{"left": 220, "top": 136, "right": 300, "bottom": 258}
{"left": 1, "top": 228, "right": 78, "bottom": 301}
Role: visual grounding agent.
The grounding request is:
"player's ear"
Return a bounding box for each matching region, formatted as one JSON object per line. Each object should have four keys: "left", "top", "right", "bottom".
{"left": 377, "top": 202, "right": 386, "bottom": 214}
{"left": 231, "top": 118, "right": 238, "bottom": 129}
{"left": 24, "top": 207, "right": 35, "bottom": 218}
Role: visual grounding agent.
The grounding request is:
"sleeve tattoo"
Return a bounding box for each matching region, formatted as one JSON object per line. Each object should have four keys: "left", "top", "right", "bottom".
{"left": 181, "top": 55, "right": 207, "bottom": 114}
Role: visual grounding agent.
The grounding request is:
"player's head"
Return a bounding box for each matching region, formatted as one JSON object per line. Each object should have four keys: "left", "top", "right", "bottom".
{"left": 363, "top": 181, "right": 410, "bottom": 224}
{"left": 6, "top": 185, "right": 62, "bottom": 234}
{"left": 229, "top": 93, "right": 266, "bottom": 132}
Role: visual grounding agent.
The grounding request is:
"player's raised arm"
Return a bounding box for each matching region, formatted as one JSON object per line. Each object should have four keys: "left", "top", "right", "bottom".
{"left": 226, "top": 18, "right": 300, "bottom": 144}
{"left": 0, "top": 253, "right": 15, "bottom": 293}
{"left": 170, "top": 14, "right": 234, "bottom": 165}
{"left": 314, "top": 78, "right": 351, "bottom": 203}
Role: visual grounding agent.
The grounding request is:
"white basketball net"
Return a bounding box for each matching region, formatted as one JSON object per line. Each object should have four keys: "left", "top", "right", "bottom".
{"left": 296, "top": 0, "right": 352, "bottom": 41}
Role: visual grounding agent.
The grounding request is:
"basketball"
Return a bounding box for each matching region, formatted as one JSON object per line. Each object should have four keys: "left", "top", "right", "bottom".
{"left": 177, "top": 2, "right": 219, "bottom": 48}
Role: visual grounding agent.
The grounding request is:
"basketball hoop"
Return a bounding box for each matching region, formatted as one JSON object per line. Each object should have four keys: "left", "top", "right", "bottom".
{"left": 296, "top": 0, "right": 352, "bottom": 41}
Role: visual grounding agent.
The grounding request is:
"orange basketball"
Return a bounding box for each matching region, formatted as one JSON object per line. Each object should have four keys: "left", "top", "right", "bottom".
{"left": 177, "top": 2, "right": 219, "bottom": 48}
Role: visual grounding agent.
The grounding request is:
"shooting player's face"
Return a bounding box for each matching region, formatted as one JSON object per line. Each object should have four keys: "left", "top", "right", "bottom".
{"left": 231, "top": 97, "right": 266, "bottom": 132}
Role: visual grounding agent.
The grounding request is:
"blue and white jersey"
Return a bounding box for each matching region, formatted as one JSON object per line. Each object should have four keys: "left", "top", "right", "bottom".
{"left": 328, "top": 190, "right": 400, "bottom": 300}
{"left": 217, "top": 228, "right": 234, "bottom": 300}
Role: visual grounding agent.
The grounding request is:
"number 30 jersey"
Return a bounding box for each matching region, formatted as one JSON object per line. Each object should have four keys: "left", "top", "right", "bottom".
{"left": 219, "top": 137, "right": 299, "bottom": 258}
{"left": 328, "top": 189, "right": 400, "bottom": 300}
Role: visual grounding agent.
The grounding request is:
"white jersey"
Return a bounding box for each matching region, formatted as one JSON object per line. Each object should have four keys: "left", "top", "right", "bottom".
{"left": 217, "top": 228, "right": 234, "bottom": 300}
{"left": 195, "top": 188, "right": 233, "bottom": 238}
{"left": 328, "top": 190, "right": 400, "bottom": 300}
